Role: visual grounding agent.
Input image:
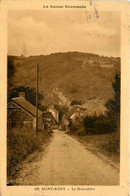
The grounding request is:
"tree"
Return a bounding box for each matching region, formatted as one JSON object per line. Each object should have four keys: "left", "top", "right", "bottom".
{"left": 8, "top": 56, "right": 15, "bottom": 90}
{"left": 8, "top": 86, "right": 45, "bottom": 111}
{"left": 105, "top": 72, "right": 120, "bottom": 131}
{"left": 71, "top": 100, "right": 82, "bottom": 106}
{"left": 112, "top": 72, "right": 120, "bottom": 114}
{"left": 105, "top": 72, "right": 120, "bottom": 115}
{"left": 54, "top": 104, "right": 69, "bottom": 123}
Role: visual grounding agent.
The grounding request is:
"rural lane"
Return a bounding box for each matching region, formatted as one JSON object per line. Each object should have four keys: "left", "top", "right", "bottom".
{"left": 16, "top": 129, "right": 119, "bottom": 185}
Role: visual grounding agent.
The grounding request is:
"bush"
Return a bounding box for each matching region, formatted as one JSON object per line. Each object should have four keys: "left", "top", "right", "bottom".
{"left": 71, "top": 100, "right": 82, "bottom": 106}
{"left": 7, "top": 127, "right": 51, "bottom": 179}
{"left": 84, "top": 114, "right": 118, "bottom": 134}
{"left": 68, "top": 114, "right": 119, "bottom": 135}
{"left": 68, "top": 117, "right": 85, "bottom": 135}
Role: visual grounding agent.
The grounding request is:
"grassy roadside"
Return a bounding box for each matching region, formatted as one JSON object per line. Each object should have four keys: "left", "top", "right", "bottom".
{"left": 7, "top": 126, "right": 52, "bottom": 185}
{"left": 68, "top": 131, "right": 120, "bottom": 169}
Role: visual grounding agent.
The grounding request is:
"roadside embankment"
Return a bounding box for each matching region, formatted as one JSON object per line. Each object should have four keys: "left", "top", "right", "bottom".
{"left": 7, "top": 126, "right": 52, "bottom": 185}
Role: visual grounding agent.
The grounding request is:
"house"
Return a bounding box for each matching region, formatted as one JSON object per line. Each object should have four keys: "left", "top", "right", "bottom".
{"left": 48, "top": 106, "right": 59, "bottom": 123}
{"left": 42, "top": 111, "right": 57, "bottom": 127}
{"left": 7, "top": 92, "right": 43, "bottom": 130}
{"left": 68, "top": 99, "right": 107, "bottom": 123}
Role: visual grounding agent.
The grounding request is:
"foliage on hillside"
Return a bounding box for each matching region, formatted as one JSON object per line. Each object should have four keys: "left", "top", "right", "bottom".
{"left": 8, "top": 52, "right": 120, "bottom": 104}
{"left": 8, "top": 56, "right": 16, "bottom": 98}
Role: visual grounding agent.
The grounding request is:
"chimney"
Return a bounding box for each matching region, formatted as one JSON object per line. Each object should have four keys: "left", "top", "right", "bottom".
{"left": 19, "top": 92, "right": 25, "bottom": 99}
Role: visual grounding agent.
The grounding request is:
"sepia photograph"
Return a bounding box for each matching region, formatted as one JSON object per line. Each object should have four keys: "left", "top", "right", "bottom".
{"left": 0, "top": 1, "right": 129, "bottom": 195}
{"left": 7, "top": 8, "right": 121, "bottom": 186}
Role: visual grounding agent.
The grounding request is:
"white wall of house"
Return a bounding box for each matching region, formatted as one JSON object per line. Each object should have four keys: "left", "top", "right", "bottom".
{"left": 48, "top": 108, "right": 59, "bottom": 123}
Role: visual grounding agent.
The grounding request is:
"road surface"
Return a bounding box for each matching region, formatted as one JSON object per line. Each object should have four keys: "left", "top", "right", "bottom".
{"left": 16, "top": 129, "right": 119, "bottom": 185}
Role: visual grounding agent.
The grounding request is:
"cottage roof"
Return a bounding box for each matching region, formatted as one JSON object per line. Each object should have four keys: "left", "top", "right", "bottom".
{"left": 82, "top": 99, "right": 107, "bottom": 116}
{"left": 43, "top": 112, "right": 57, "bottom": 123}
{"left": 12, "top": 97, "right": 43, "bottom": 117}
{"left": 68, "top": 99, "right": 107, "bottom": 119}
{"left": 48, "top": 106, "right": 59, "bottom": 113}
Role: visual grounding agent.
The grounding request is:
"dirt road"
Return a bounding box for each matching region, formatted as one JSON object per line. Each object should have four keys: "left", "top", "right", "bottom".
{"left": 16, "top": 129, "right": 119, "bottom": 185}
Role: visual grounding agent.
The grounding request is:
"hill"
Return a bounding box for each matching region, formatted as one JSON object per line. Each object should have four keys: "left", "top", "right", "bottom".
{"left": 8, "top": 52, "right": 120, "bottom": 105}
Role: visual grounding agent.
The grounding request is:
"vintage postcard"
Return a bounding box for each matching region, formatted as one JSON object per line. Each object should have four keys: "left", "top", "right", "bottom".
{"left": 0, "top": 0, "right": 129, "bottom": 196}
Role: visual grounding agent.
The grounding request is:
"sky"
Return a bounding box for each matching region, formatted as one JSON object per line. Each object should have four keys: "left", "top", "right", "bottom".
{"left": 8, "top": 10, "right": 121, "bottom": 57}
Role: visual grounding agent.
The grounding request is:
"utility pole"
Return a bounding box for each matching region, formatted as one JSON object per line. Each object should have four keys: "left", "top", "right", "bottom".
{"left": 36, "top": 63, "right": 39, "bottom": 132}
